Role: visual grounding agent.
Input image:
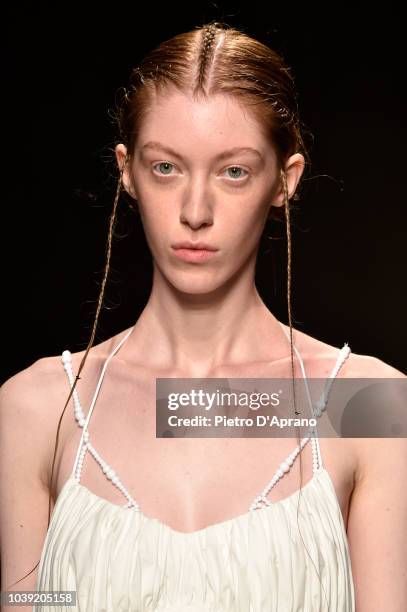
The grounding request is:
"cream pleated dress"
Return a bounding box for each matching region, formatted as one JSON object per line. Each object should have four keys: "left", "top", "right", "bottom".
{"left": 34, "top": 323, "right": 355, "bottom": 611}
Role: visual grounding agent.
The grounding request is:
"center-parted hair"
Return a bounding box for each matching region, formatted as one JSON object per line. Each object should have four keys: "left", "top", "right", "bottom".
{"left": 12, "top": 22, "right": 326, "bottom": 604}
{"left": 118, "top": 21, "right": 309, "bottom": 208}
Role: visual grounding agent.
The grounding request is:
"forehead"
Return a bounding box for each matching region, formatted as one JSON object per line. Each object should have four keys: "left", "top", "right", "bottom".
{"left": 136, "top": 90, "right": 273, "bottom": 160}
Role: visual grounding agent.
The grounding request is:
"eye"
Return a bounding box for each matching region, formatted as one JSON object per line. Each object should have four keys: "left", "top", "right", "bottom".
{"left": 224, "top": 166, "right": 249, "bottom": 181}
{"left": 152, "top": 161, "right": 176, "bottom": 176}
{"left": 152, "top": 162, "right": 249, "bottom": 181}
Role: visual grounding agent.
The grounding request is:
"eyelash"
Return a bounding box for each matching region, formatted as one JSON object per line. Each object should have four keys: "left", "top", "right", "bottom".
{"left": 151, "top": 162, "right": 249, "bottom": 182}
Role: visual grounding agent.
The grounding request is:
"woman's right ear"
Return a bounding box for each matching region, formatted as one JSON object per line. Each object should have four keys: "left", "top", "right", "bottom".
{"left": 115, "top": 143, "right": 137, "bottom": 199}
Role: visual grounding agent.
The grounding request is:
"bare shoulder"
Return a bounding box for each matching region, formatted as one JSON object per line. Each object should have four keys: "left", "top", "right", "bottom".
{"left": 0, "top": 355, "right": 75, "bottom": 485}
{"left": 0, "top": 331, "right": 124, "bottom": 477}
{"left": 341, "top": 350, "right": 406, "bottom": 378}
{"left": 0, "top": 354, "right": 65, "bottom": 421}
{"left": 322, "top": 346, "right": 407, "bottom": 510}
{"left": 288, "top": 324, "right": 406, "bottom": 378}
{"left": 288, "top": 325, "right": 407, "bottom": 459}
{"left": 0, "top": 354, "right": 83, "bottom": 591}
{"left": 345, "top": 351, "right": 406, "bottom": 464}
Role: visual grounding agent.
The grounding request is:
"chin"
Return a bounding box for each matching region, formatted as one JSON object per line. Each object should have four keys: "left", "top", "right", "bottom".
{"left": 167, "top": 270, "right": 228, "bottom": 297}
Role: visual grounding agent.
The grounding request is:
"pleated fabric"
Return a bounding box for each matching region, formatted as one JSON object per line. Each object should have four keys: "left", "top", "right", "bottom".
{"left": 34, "top": 465, "right": 355, "bottom": 611}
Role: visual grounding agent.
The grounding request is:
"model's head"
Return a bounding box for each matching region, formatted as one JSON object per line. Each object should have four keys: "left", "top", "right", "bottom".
{"left": 114, "top": 22, "right": 309, "bottom": 295}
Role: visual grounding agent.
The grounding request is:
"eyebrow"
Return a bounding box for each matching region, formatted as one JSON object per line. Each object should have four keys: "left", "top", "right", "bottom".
{"left": 140, "top": 141, "right": 264, "bottom": 162}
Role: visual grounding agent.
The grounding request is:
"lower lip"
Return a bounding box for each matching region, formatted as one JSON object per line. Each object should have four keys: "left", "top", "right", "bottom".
{"left": 172, "top": 248, "right": 218, "bottom": 262}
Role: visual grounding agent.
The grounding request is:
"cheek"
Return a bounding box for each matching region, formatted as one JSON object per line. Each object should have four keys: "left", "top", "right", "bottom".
{"left": 131, "top": 203, "right": 169, "bottom": 259}
{"left": 136, "top": 195, "right": 170, "bottom": 233}
{"left": 229, "top": 202, "right": 269, "bottom": 242}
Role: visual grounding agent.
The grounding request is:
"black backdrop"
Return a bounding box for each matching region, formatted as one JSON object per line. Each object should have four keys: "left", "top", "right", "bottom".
{"left": 2, "top": 1, "right": 406, "bottom": 382}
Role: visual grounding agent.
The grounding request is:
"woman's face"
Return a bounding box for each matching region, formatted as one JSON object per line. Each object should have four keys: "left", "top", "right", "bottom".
{"left": 116, "top": 90, "right": 304, "bottom": 296}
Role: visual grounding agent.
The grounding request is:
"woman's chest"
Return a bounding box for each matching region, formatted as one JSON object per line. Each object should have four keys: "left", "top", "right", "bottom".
{"left": 56, "top": 372, "right": 356, "bottom": 533}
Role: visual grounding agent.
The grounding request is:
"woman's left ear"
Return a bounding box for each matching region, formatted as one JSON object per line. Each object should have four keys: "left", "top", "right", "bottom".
{"left": 271, "top": 153, "right": 305, "bottom": 208}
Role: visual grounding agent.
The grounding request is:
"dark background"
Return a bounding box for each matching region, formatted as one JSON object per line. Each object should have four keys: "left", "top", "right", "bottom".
{"left": 2, "top": 1, "right": 406, "bottom": 382}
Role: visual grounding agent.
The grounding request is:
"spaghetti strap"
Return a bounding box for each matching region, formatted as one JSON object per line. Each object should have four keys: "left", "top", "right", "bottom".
{"left": 248, "top": 323, "right": 352, "bottom": 510}
{"left": 61, "top": 327, "right": 138, "bottom": 508}
{"left": 278, "top": 322, "right": 351, "bottom": 471}
{"left": 71, "top": 327, "right": 134, "bottom": 479}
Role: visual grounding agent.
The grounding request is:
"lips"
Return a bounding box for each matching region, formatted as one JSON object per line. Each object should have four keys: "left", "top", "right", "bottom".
{"left": 172, "top": 241, "right": 218, "bottom": 251}
{"left": 171, "top": 245, "right": 218, "bottom": 263}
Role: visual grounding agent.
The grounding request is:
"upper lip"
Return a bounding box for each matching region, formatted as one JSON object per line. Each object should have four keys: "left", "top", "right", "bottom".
{"left": 172, "top": 241, "right": 218, "bottom": 251}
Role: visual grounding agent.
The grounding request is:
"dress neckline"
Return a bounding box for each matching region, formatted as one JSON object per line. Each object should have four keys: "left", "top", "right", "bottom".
{"left": 55, "top": 466, "right": 336, "bottom": 538}
{"left": 60, "top": 322, "right": 351, "bottom": 537}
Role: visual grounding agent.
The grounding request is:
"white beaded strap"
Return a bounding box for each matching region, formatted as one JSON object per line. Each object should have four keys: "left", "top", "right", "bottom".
{"left": 278, "top": 322, "right": 324, "bottom": 473}
{"left": 249, "top": 326, "right": 352, "bottom": 511}
{"left": 74, "top": 435, "right": 140, "bottom": 510}
{"left": 249, "top": 436, "right": 311, "bottom": 510}
{"left": 61, "top": 327, "right": 140, "bottom": 510}
{"left": 278, "top": 323, "right": 351, "bottom": 470}
{"left": 61, "top": 349, "right": 139, "bottom": 509}
{"left": 69, "top": 327, "right": 134, "bottom": 477}
{"left": 310, "top": 342, "right": 352, "bottom": 469}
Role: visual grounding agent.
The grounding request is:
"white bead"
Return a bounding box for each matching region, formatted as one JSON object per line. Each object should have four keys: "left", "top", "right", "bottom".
{"left": 280, "top": 461, "right": 290, "bottom": 473}
{"left": 61, "top": 350, "right": 71, "bottom": 363}
{"left": 78, "top": 418, "right": 86, "bottom": 427}
{"left": 106, "top": 468, "right": 115, "bottom": 480}
{"left": 83, "top": 431, "right": 89, "bottom": 442}
{"left": 112, "top": 475, "right": 119, "bottom": 485}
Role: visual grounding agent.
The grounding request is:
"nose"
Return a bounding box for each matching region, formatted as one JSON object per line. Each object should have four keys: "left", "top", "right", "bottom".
{"left": 179, "top": 177, "right": 214, "bottom": 229}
